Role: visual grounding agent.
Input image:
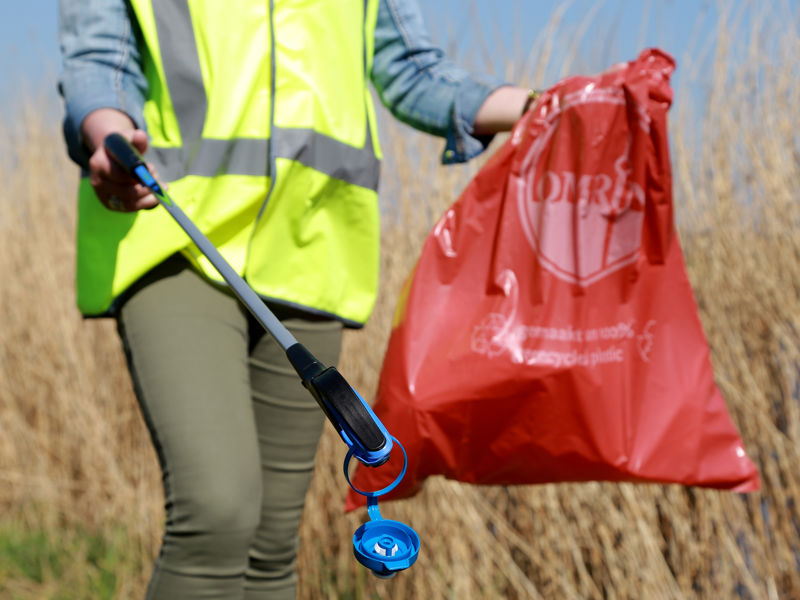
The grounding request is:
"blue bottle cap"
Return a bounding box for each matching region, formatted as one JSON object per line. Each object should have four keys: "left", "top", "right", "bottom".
{"left": 352, "top": 518, "right": 420, "bottom": 577}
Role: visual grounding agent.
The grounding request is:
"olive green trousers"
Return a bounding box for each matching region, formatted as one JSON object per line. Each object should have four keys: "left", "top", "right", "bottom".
{"left": 117, "top": 256, "right": 342, "bottom": 599}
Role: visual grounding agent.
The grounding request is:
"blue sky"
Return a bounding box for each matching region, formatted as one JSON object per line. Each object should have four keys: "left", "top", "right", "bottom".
{"left": 1, "top": 1, "right": 797, "bottom": 115}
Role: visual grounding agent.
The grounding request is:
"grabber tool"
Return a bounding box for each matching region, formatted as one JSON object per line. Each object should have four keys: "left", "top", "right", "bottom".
{"left": 105, "top": 133, "right": 419, "bottom": 577}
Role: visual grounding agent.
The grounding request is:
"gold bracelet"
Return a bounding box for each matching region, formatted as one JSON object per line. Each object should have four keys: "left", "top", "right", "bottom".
{"left": 521, "top": 89, "right": 541, "bottom": 116}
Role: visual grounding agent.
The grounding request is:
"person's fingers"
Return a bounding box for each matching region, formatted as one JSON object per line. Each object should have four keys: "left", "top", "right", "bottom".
{"left": 87, "top": 128, "right": 163, "bottom": 212}
{"left": 101, "top": 192, "right": 159, "bottom": 213}
{"left": 130, "top": 129, "right": 149, "bottom": 154}
{"left": 88, "top": 146, "right": 138, "bottom": 186}
{"left": 107, "top": 159, "right": 142, "bottom": 184}
{"left": 132, "top": 194, "right": 160, "bottom": 211}
{"left": 89, "top": 128, "right": 153, "bottom": 183}
{"left": 95, "top": 179, "right": 158, "bottom": 213}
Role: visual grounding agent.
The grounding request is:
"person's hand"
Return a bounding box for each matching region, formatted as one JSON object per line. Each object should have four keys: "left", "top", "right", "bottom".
{"left": 472, "top": 86, "right": 536, "bottom": 135}
{"left": 81, "top": 108, "right": 161, "bottom": 212}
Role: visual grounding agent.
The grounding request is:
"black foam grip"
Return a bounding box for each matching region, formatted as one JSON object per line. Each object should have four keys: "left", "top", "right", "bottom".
{"left": 104, "top": 133, "right": 146, "bottom": 175}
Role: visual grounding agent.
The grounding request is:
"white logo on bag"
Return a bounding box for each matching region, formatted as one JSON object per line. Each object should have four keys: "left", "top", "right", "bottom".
{"left": 516, "top": 87, "right": 649, "bottom": 286}
{"left": 470, "top": 313, "right": 509, "bottom": 358}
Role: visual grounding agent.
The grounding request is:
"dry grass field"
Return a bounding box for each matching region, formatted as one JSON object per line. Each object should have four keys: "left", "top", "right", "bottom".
{"left": 1, "top": 5, "right": 798, "bottom": 599}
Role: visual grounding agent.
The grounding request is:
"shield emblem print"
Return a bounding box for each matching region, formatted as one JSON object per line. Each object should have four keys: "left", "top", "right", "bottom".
{"left": 516, "top": 87, "right": 649, "bottom": 286}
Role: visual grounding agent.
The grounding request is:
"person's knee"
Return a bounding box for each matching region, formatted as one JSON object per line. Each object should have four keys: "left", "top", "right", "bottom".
{"left": 187, "top": 482, "right": 262, "bottom": 536}
{"left": 161, "top": 480, "right": 263, "bottom": 572}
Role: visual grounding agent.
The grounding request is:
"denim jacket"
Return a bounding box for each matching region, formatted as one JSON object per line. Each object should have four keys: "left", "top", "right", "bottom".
{"left": 58, "top": 0, "right": 507, "bottom": 170}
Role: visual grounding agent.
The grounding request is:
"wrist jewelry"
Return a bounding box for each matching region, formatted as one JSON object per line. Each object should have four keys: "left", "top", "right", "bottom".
{"left": 521, "top": 89, "right": 541, "bottom": 116}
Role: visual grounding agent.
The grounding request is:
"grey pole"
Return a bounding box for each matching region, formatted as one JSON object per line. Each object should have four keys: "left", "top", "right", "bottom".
{"left": 156, "top": 193, "right": 299, "bottom": 351}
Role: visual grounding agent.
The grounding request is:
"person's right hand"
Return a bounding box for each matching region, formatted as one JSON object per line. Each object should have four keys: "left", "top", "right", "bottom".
{"left": 81, "top": 108, "right": 160, "bottom": 212}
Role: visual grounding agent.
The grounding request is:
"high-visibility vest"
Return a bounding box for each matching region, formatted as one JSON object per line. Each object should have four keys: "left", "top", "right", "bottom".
{"left": 76, "top": 0, "right": 382, "bottom": 327}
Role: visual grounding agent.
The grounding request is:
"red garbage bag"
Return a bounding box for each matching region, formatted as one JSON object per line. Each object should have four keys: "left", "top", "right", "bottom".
{"left": 346, "top": 49, "right": 759, "bottom": 510}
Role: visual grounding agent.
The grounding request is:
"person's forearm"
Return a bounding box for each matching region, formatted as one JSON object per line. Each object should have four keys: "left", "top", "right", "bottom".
{"left": 472, "top": 86, "right": 533, "bottom": 135}
{"left": 59, "top": 0, "right": 147, "bottom": 168}
{"left": 373, "top": 0, "right": 508, "bottom": 163}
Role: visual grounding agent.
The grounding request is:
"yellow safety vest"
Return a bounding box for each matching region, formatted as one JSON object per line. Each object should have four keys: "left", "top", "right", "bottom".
{"left": 76, "top": 0, "right": 382, "bottom": 326}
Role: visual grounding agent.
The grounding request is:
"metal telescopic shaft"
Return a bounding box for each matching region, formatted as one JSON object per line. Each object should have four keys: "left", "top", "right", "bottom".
{"left": 149, "top": 177, "right": 298, "bottom": 350}
{"left": 104, "top": 133, "right": 297, "bottom": 351}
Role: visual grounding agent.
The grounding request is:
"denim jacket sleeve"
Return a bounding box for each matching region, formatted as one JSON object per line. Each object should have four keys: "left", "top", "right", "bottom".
{"left": 58, "top": 0, "right": 506, "bottom": 169}
{"left": 372, "top": 0, "right": 508, "bottom": 164}
{"left": 58, "top": 0, "right": 148, "bottom": 169}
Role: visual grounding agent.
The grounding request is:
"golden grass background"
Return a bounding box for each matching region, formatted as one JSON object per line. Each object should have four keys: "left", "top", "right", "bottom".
{"left": 1, "top": 4, "right": 799, "bottom": 599}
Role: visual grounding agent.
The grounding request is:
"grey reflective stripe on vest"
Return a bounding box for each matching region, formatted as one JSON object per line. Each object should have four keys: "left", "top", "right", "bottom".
{"left": 275, "top": 128, "right": 379, "bottom": 190}
{"left": 148, "top": 130, "right": 380, "bottom": 191}
{"left": 147, "top": 139, "right": 268, "bottom": 182}
{"left": 152, "top": 0, "right": 206, "bottom": 164}
{"left": 145, "top": 0, "right": 380, "bottom": 191}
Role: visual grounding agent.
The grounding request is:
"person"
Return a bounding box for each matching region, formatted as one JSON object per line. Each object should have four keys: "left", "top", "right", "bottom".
{"left": 58, "top": 1, "right": 535, "bottom": 598}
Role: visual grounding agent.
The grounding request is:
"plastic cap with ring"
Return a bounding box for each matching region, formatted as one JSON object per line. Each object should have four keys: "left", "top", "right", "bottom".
{"left": 344, "top": 436, "right": 420, "bottom": 578}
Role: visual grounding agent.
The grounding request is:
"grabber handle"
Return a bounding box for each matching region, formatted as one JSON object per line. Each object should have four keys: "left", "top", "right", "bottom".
{"left": 104, "top": 132, "right": 147, "bottom": 174}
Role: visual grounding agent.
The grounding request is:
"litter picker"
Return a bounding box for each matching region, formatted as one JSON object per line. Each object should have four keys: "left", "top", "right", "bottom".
{"left": 104, "top": 133, "right": 419, "bottom": 577}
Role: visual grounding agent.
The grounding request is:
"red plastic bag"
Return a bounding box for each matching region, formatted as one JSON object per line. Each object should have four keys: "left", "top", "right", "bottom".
{"left": 347, "top": 49, "right": 759, "bottom": 509}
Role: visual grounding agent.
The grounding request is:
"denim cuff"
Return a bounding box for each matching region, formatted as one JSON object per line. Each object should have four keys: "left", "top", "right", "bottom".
{"left": 442, "top": 79, "right": 508, "bottom": 165}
